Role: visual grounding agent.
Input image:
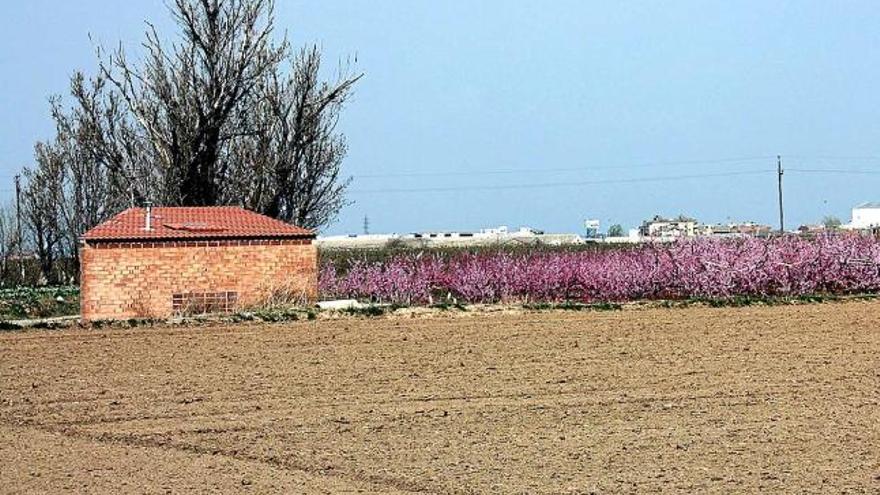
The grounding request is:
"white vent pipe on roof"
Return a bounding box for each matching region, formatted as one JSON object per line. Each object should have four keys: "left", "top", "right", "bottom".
{"left": 144, "top": 201, "right": 153, "bottom": 231}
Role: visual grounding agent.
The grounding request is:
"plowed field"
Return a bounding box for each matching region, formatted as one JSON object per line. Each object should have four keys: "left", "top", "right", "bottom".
{"left": 2, "top": 302, "right": 879, "bottom": 493}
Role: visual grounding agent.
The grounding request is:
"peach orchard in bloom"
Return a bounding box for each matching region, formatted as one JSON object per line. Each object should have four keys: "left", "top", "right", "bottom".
{"left": 319, "top": 234, "right": 880, "bottom": 305}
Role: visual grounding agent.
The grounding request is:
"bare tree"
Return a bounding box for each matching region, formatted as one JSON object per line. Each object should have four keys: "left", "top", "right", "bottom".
{"left": 19, "top": 76, "right": 121, "bottom": 282}
{"left": 226, "top": 46, "right": 359, "bottom": 228}
{"left": 23, "top": 144, "right": 65, "bottom": 284}
{"left": 821, "top": 216, "right": 842, "bottom": 230}
{"left": 98, "top": 0, "right": 291, "bottom": 206}
{"left": 0, "top": 203, "right": 20, "bottom": 285}
{"left": 23, "top": 0, "right": 360, "bottom": 281}
{"left": 607, "top": 224, "right": 625, "bottom": 237}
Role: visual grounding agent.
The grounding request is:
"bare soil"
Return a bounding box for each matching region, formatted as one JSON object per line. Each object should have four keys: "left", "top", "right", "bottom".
{"left": 1, "top": 302, "right": 879, "bottom": 494}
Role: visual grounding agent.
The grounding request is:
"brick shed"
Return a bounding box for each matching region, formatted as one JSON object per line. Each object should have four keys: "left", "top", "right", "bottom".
{"left": 80, "top": 206, "right": 316, "bottom": 321}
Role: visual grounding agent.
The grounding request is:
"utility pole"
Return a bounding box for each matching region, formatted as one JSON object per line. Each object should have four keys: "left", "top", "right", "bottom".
{"left": 363, "top": 215, "right": 370, "bottom": 235}
{"left": 14, "top": 174, "right": 23, "bottom": 281}
{"left": 776, "top": 155, "right": 784, "bottom": 234}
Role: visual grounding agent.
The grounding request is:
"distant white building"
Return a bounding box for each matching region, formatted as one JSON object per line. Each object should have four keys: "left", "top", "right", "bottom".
{"left": 697, "top": 221, "right": 772, "bottom": 238}
{"left": 316, "top": 225, "right": 584, "bottom": 249}
{"left": 843, "top": 202, "right": 880, "bottom": 231}
{"left": 315, "top": 233, "right": 398, "bottom": 249}
{"left": 479, "top": 225, "right": 511, "bottom": 236}
{"left": 621, "top": 215, "right": 772, "bottom": 243}
{"left": 638, "top": 215, "right": 697, "bottom": 240}
{"left": 603, "top": 228, "right": 642, "bottom": 244}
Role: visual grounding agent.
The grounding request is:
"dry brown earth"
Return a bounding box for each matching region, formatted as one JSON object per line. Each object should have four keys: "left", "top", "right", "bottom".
{"left": 1, "top": 302, "right": 879, "bottom": 494}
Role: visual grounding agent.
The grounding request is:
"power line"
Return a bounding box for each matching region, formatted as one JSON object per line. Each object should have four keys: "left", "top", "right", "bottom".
{"left": 785, "top": 154, "right": 880, "bottom": 161}
{"left": 353, "top": 156, "right": 774, "bottom": 179}
{"left": 787, "top": 168, "right": 880, "bottom": 175}
{"left": 350, "top": 169, "right": 773, "bottom": 195}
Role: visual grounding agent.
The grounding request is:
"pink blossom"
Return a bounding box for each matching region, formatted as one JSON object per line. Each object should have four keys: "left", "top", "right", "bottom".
{"left": 319, "top": 234, "right": 880, "bottom": 305}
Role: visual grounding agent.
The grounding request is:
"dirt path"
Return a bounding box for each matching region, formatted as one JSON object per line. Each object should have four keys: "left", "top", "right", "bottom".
{"left": 1, "top": 302, "right": 879, "bottom": 493}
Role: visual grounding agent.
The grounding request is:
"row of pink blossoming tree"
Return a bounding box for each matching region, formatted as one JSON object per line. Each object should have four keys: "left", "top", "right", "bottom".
{"left": 318, "top": 234, "right": 880, "bottom": 305}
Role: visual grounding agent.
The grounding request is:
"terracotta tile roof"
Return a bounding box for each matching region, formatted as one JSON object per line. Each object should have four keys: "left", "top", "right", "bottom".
{"left": 82, "top": 207, "right": 314, "bottom": 241}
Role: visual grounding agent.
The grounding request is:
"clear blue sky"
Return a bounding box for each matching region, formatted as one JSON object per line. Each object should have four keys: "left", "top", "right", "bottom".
{"left": 2, "top": 1, "right": 879, "bottom": 234}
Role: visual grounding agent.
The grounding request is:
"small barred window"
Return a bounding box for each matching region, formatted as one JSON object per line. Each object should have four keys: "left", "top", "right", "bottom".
{"left": 172, "top": 291, "right": 238, "bottom": 315}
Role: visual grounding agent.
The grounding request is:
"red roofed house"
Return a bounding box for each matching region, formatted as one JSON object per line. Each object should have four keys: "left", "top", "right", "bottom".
{"left": 80, "top": 206, "right": 317, "bottom": 321}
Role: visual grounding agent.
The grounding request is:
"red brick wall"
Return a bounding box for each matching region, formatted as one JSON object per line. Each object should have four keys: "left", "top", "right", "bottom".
{"left": 80, "top": 238, "right": 317, "bottom": 321}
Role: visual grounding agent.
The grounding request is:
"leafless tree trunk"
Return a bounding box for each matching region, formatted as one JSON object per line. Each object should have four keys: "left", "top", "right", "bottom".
{"left": 0, "top": 204, "right": 20, "bottom": 286}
